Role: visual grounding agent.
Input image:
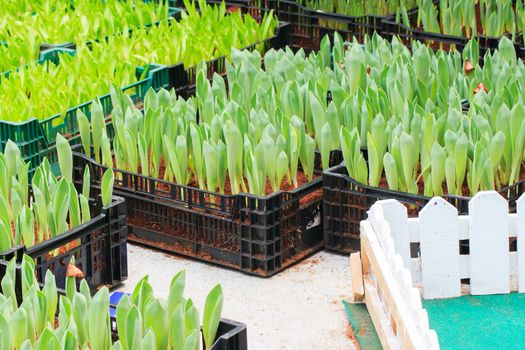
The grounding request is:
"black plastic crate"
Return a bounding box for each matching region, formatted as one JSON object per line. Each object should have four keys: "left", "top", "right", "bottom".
{"left": 323, "top": 163, "right": 525, "bottom": 254}
{"left": 0, "top": 195, "right": 128, "bottom": 301}
{"left": 73, "top": 150, "right": 341, "bottom": 277}
{"left": 166, "top": 21, "right": 291, "bottom": 98}
{"left": 209, "top": 319, "right": 248, "bottom": 350}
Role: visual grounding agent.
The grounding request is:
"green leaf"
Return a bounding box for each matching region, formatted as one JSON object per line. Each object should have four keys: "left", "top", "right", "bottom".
{"left": 0, "top": 313, "right": 13, "bottom": 350}
{"left": 78, "top": 110, "right": 91, "bottom": 157}
{"left": 101, "top": 168, "right": 114, "bottom": 207}
{"left": 79, "top": 194, "right": 91, "bottom": 224}
{"left": 203, "top": 284, "right": 223, "bottom": 350}
{"left": 183, "top": 329, "right": 199, "bottom": 350}
{"left": 169, "top": 304, "right": 185, "bottom": 350}
{"left": 144, "top": 298, "right": 168, "bottom": 350}
{"left": 61, "top": 330, "right": 79, "bottom": 350}
{"left": 43, "top": 270, "right": 58, "bottom": 325}
{"left": 141, "top": 329, "right": 157, "bottom": 350}
{"left": 12, "top": 305, "right": 27, "bottom": 349}
{"left": 82, "top": 167, "right": 90, "bottom": 199}
{"left": 168, "top": 271, "right": 186, "bottom": 317}
{"left": 91, "top": 100, "right": 105, "bottom": 164}
{"left": 319, "top": 122, "right": 332, "bottom": 171}
{"left": 430, "top": 143, "right": 446, "bottom": 196}
{"left": 116, "top": 294, "right": 132, "bottom": 350}
{"left": 383, "top": 152, "right": 399, "bottom": 191}
{"left": 88, "top": 287, "right": 111, "bottom": 350}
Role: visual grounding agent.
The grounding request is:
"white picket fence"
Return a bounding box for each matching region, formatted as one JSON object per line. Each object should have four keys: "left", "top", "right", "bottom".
{"left": 368, "top": 191, "right": 525, "bottom": 299}
{"left": 360, "top": 208, "right": 439, "bottom": 349}
{"left": 359, "top": 190, "right": 525, "bottom": 349}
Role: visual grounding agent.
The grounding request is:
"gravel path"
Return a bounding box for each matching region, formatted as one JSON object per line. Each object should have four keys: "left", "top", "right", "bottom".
{"left": 118, "top": 244, "right": 356, "bottom": 350}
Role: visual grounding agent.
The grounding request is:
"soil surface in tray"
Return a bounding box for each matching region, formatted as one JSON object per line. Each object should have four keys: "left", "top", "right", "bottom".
{"left": 423, "top": 293, "right": 525, "bottom": 349}
{"left": 154, "top": 160, "right": 320, "bottom": 199}
{"left": 117, "top": 157, "right": 323, "bottom": 214}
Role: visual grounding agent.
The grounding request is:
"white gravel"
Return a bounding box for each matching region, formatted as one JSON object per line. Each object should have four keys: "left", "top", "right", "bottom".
{"left": 118, "top": 244, "right": 356, "bottom": 350}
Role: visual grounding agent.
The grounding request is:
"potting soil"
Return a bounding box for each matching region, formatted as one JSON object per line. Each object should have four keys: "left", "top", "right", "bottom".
{"left": 423, "top": 293, "right": 525, "bottom": 349}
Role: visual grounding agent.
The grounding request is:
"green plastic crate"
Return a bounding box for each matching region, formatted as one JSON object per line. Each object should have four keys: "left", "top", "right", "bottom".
{"left": 0, "top": 48, "right": 168, "bottom": 178}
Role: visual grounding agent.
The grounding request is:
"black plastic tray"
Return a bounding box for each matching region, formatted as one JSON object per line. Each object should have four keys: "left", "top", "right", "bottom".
{"left": 73, "top": 149, "right": 341, "bottom": 277}
{"left": 323, "top": 163, "right": 525, "bottom": 254}
{"left": 0, "top": 195, "right": 128, "bottom": 302}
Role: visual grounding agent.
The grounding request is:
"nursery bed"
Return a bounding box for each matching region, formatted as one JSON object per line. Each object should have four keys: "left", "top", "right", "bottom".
{"left": 424, "top": 294, "right": 525, "bottom": 349}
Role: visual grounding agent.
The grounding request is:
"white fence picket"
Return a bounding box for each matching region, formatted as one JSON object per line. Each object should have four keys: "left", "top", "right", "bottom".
{"left": 469, "top": 191, "right": 510, "bottom": 295}
{"left": 379, "top": 200, "right": 411, "bottom": 270}
{"left": 418, "top": 197, "right": 461, "bottom": 299}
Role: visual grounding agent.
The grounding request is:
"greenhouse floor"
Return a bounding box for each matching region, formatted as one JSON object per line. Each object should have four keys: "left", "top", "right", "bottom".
{"left": 424, "top": 293, "right": 525, "bottom": 349}
{"left": 118, "top": 244, "right": 355, "bottom": 350}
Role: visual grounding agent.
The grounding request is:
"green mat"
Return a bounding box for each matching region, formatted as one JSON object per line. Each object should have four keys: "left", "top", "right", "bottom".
{"left": 423, "top": 293, "right": 525, "bottom": 350}
{"left": 343, "top": 300, "right": 382, "bottom": 350}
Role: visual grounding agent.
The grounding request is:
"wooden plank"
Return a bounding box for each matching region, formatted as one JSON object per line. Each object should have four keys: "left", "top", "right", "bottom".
{"left": 469, "top": 191, "right": 510, "bottom": 295}
{"left": 364, "top": 277, "right": 401, "bottom": 350}
{"left": 379, "top": 200, "right": 411, "bottom": 270}
{"left": 361, "top": 221, "right": 428, "bottom": 350}
{"left": 419, "top": 197, "right": 461, "bottom": 299}
{"left": 517, "top": 193, "right": 525, "bottom": 293}
{"left": 350, "top": 253, "right": 364, "bottom": 302}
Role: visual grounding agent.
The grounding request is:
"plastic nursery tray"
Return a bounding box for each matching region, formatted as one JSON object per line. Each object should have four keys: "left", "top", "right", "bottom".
{"left": 381, "top": 7, "right": 521, "bottom": 59}
{"left": 73, "top": 149, "right": 342, "bottom": 277}
{"left": 0, "top": 47, "right": 168, "bottom": 179}
{"left": 322, "top": 163, "right": 525, "bottom": 254}
{"left": 0, "top": 195, "right": 128, "bottom": 304}
{"left": 164, "top": 21, "right": 292, "bottom": 98}
{"left": 109, "top": 291, "right": 248, "bottom": 350}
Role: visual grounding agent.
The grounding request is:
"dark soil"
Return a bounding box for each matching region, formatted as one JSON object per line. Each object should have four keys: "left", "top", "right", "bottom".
{"left": 153, "top": 159, "right": 318, "bottom": 199}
